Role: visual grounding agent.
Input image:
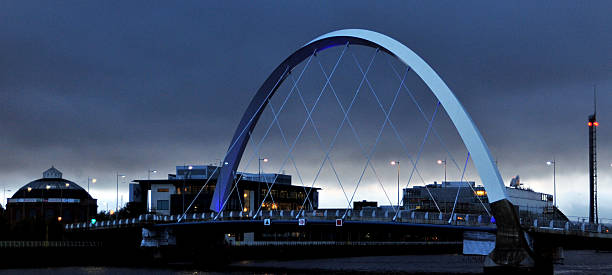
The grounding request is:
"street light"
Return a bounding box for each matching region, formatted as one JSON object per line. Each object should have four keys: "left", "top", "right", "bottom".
{"left": 258, "top": 157, "right": 269, "bottom": 211}
{"left": 183, "top": 165, "right": 193, "bottom": 215}
{"left": 258, "top": 157, "right": 269, "bottom": 181}
{"left": 3, "top": 187, "right": 11, "bottom": 207}
{"left": 116, "top": 173, "right": 126, "bottom": 216}
{"left": 437, "top": 159, "right": 447, "bottom": 183}
{"left": 546, "top": 159, "right": 556, "bottom": 209}
{"left": 86, "top": 178, "right": 96, "bottom": 194}
{"left": 86, "top": 178, "right": 95, "bottom": 222}
{"left": 148, "top": 170, "right": 158, "bottom": 180}
{"left": 390, "top": 161, "right": 400, "bottom": 210}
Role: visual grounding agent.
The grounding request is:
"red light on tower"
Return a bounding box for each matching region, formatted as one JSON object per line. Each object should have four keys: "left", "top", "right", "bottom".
{"left": 594, "top": 121, "right": 599, "bottom": 127}
{"left": 588, "top": 122, "right": 593, "bottom": 127}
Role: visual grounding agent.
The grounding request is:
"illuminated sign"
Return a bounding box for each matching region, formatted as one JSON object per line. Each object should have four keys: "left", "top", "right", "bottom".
{"left": 7, "top": 198, "right": 80, "bottom": 203}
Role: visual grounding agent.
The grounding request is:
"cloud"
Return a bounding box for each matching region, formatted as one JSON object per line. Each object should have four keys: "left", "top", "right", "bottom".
{"left": 1, "top": 1, "right": 612, "bottom": 218}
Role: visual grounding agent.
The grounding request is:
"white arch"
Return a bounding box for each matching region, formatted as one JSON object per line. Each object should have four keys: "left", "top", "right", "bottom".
{"left": 211, "top": 29, "right": 508, "bottom": 212}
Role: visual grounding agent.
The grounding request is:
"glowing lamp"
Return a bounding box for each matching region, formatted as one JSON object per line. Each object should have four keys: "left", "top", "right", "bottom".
{"left": 57, "top": 216, "right": 62, "bottom": 222}
{"left": 91, "top": 218, "right": 97, "bottom": 225}
{"left": 594, "top": 122, "right": 599, "bottom": 126}
{"left": 588, "top": 122, "right": 593, "bottom": 126}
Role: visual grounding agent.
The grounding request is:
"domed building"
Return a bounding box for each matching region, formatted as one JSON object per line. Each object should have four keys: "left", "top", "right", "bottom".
{"left": 7, "top": 167, "right": 97, "bottom": 223}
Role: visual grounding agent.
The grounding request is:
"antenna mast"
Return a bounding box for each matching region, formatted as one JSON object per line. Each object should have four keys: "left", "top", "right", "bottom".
{"left": 588, "top": 85, "right": 598, "bottom": 224}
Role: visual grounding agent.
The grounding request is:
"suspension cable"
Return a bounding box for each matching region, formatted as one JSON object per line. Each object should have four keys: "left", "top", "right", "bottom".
{"left": 449, "top": 153, "right": 470, "bottom": 223}
{"left": 387, "top": 59, "right": 489, "bottom": 215}
{"left": 255, "top": 43, "right": 352, "bottom": 218}
{"left": 315, "top": 53, "right": 401, "bottom": 214}
{"left": 295, "top": 47, "right": 380, "bottom": 217}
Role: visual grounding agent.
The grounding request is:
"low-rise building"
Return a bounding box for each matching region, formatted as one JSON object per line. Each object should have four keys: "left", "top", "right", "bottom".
{"left": 403, "top": 180, "right": 560, "bottom": 219}
{"left": 6, "top": 167, "right": 97, "bottom": 223}
{"left": 131, "top": 165, "right": 320, "bottom": 215}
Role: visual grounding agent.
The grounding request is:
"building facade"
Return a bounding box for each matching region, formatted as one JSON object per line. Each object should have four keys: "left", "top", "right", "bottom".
{"left": 6, "top": 167, "right": 97, "bottom": 223}
{"left": 132, "top": 165, "right": 319, "bottom": 216}
{"left": 403, "top": 180, "right": 557, "bottom": 218}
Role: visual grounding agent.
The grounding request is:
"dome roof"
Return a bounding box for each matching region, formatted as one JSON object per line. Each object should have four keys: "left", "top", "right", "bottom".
{"left": 11, "top": 167, "right": 93, "bottom": 200}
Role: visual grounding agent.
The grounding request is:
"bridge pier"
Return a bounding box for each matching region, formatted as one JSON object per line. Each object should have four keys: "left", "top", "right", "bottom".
{"left": 484, "top": 199, "right": 542, "bottom": 273}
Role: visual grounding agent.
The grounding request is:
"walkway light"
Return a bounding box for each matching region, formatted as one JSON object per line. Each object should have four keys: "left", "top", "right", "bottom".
{"left": 65, "top": 183, "right": 70, "bottom": 187}
{"left": 390, "top": 160, "right": 400, "bottom": 210}
{"left": 116, "top": 173, "right": 126, "bottom": 217}
{"left": 437, "top": 159, "right": 447, "bottom": 183}
{"left": 46, "top": 185, "right": 51, "bottom": 190}
{"left": 27, "top": 187, "right": 32, "bottom": 192}
{"left": 546, "top": 159, "right": 557, "bottom": 210}
{"left": 148, "top": 170, "right": 157, "bottom": 180}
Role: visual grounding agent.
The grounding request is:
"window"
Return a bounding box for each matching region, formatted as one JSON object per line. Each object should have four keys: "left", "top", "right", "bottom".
{"left": 157, "top": 188, "right": 169, "bottom": 192}
{"left": 157, "top": 200, "right": 169, "bottom": 210}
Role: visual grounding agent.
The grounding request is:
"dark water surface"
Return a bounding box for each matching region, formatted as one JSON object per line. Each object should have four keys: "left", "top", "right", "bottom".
{"left": 0, "top": 250, "right": 610, "bottom": 274}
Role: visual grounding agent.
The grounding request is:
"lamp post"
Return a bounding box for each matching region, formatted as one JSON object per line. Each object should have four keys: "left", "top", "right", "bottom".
{"left": 60, "top": 182, "right": 68, "bottom": 222}
{"left": 116, "top": 173, "right": 126, "bottom": 217}
{"left": 390, "top": 161, "right": 400, "bottom": 210}
{"left": 546, "top": 159, "right": 556, "bottom": 209}
{"left": 3, "top": 187, "right": 10, "bottom": 207}
{"left": 437, "top": 159, "right": 447, "bottom": 183}
{"left": 43, "top": 184, "right": 50, "bottom": 218}
{"left": 258, "top": 157, "right": 269, "bottom": 182}
{"left": 86, "top": 178, "right": 95, "bottom": 222}
{"left": 148, "top": 169, "right": 158, "bottom": 180}
{"left": 183, "top": 165, "right": 193, "bottom": 215}
{"left": 258, "top": 157, "right": 268, "bottom": 210}
{"left": 87, "top": 177, "right": 96, "bottom": 194}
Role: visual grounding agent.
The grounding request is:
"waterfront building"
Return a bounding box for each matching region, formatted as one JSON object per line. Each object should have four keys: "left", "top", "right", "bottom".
{"left": 6, "top": 167, "right": 97, "bottom": 223}
{"left": 403, "top": 179, "right": 566, "bottom": 220}
{"left": 131, "top": 165, "right": 320, "bottom": 215}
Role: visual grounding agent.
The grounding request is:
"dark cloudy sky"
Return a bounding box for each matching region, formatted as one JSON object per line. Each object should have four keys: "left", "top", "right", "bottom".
{"left": 1, "top": 1, "right": 611, "bottom": 219}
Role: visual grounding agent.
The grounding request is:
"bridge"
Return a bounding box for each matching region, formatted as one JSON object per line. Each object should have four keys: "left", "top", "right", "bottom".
{"left": 62, "top": 29, "right": 610, "bottom": 273}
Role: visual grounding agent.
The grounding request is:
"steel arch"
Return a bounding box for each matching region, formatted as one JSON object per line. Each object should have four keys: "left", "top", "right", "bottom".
{"left": 210, "top": 29, "right": 508, "bottom": 212}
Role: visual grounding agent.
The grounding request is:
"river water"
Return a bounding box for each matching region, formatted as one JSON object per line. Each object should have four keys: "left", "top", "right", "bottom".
{"left": 0, "top": 250, "right": 610, "bottom": 274}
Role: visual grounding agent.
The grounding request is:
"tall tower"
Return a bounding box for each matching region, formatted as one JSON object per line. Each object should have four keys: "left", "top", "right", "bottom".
{"left": 588, "top": 89, "right": 598, "bottom": 224}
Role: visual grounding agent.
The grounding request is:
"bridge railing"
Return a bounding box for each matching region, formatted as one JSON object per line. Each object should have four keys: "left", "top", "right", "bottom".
{"left": 64, "top": 210, "right": 498, "bottom": 231}
{"left": 527, "top": 218, "right": 612, "bottom": 235}
{"left": 65, "top": 210, "right": 497, "bottom": 231}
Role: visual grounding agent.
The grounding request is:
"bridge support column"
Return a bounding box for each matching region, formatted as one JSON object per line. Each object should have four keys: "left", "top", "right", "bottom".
{"left": 484, "top": 199, "right": 543, "bottom": 273}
